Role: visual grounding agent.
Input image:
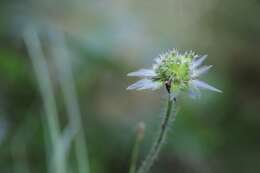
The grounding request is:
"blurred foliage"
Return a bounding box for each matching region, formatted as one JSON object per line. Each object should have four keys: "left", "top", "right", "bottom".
{"left": 0, "top": 0, "right": 260, "bottom": 173}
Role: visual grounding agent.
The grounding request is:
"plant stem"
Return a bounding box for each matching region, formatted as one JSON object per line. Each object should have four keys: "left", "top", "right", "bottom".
{"left": 136, "top": 94, "right": 177, "bottom": 173}
{"left": 129, "top": 123, "right": 145, "bottom": 173}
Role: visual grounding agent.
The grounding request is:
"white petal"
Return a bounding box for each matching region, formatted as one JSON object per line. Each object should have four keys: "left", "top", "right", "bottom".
{"left": 154, "top": 55, "right": 165, "bottom": 65}
{"left": 191, "top": 55, "right": 207, "bottom": 69}
{"left": 191, "top": 80, "right": 222, "bottom": 93}
{"left": 155, "top": 57, "right": 162, "bottom": 64}
{"left": 188, "top": 87, "right": 201, "bottom": 99}
{"left": 127, "top": 69, "right": 156, "bottom": 78}
{"left": 191, "top": 65, "right": 213, "bottom": 77}
{"left": 127, "top": 79, "right": 162, "bottom": 91}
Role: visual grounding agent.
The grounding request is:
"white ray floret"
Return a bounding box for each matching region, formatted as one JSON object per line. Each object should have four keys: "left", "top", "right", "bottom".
{"left": 191, "top": 65, "right": 213, "bottom": 78}
{"left": 127, "top": 69, "right": 157, "bottom": 78}
{"left": 188, "top": 87, "right": 201, "bottom": 99}
{"left": 191, "top": 55, "right": 208, "bottom": 70}
{"left": 127, "top": 79, "right": 162, "bottom": 91}
{"left": 191, "top": 79, "right": 222, "bottom": 93}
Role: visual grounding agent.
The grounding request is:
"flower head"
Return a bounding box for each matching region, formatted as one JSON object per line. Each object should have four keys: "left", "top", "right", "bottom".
{"left": 127, "top": 49, "right": 222, "bottom": 99}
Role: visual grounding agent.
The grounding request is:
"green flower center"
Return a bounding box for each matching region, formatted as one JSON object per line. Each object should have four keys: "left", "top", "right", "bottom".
{"left": 154, "top": 51, "right": 194, "bottom": 92}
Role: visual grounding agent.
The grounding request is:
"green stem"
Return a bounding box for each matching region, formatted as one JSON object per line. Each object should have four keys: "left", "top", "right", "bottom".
{"left": 136, "top": 95, "right": 177, "bottom": 173}
{"left": 129, "top": 123, "right": 145, "bottom": 173}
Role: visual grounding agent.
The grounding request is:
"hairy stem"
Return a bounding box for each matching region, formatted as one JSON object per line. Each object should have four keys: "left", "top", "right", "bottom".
{"left": 137, "top": 95, "right": 177, "bottom": 173}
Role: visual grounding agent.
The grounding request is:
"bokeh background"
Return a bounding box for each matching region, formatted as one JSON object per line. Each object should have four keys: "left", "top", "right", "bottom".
{"left": 1, "top": 0, "right": 260, "bottom": 173}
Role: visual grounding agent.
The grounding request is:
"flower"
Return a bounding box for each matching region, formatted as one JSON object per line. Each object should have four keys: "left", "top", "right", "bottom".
{"left": 127, "top": 49, "right": 222, "bottom": 99}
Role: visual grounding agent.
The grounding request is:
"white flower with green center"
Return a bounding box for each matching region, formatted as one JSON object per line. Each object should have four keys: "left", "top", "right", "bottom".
{"left": 127, "top": 49, "right": 222, "bottom": 99}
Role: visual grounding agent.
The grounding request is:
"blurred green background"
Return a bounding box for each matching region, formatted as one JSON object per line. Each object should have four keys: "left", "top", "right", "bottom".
{"left": 0, "top": 0, "right": 260, "bottom": 173}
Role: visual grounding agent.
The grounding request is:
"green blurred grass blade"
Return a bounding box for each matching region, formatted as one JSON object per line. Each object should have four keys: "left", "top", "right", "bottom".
{"left": 23, "top": 26, "right": 66, "bottom": 173}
